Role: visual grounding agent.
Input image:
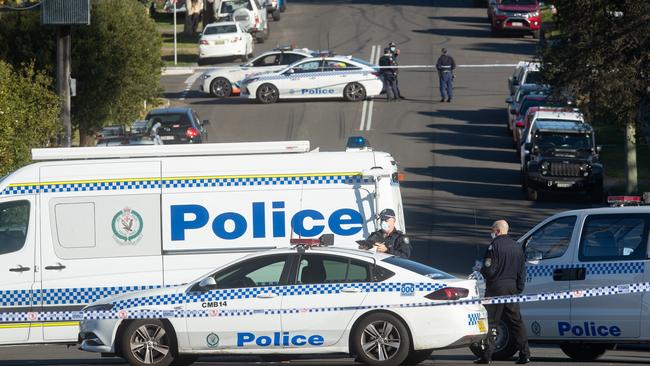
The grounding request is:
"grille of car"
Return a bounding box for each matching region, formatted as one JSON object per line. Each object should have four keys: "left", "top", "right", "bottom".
{"left": 235, "top": 15, "right": 249, "bottom": 21}
{"left": 549, "top": 162, "right": 581, "bottom": 177}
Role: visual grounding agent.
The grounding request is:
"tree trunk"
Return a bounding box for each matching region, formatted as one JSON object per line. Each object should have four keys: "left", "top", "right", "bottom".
{"left": 78, "top": 125, "right": 94, "bottom": 147}
{"left": 625, "top": 120, "right": 638, "bottom": 194}
{"left": 183, "top": 13, "right": 193, "bottom": 35}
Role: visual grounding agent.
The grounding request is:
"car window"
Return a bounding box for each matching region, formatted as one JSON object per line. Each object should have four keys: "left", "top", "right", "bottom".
{"left": 252, "top": 54, "right": 280, "bottom": 67}
{"left": 146, "top": 113, "right": 192, "bottom": 129}
{"left": 523, "top": 71, "right": 543, "bottom": 84}
{"left": 292, "top": 60, "right": 322, "bottom": 73}
{"left": 296, "top": 254, "right": 370, "bottom": 284}
{"left": 382, "top": 256, "right": 454, "bottom": 279}
{"left": 0, "top": 200, "right": 30, "bottom": 255}
{"left": 524, "top": 216, "right": 576, "bottom": 260}
{"left": 579, "top": 214, "right": 649, "bottom": 262}
{"left": 204, "top": 24, "right": 238, "bottom": 35}
{"left": 280, "top": 53, "right": 306, "bottom": 65}
{"left": 220, "top": 0, "right": 252, "bottom": 13}
{"left": 502, "top": 0, "right": 537, "bottom": 5}
{"left": 212, "top": 254, "right": 289, "bottom": 289}
{"left": 323, "top": 60, "right": 360, "bottom": 72}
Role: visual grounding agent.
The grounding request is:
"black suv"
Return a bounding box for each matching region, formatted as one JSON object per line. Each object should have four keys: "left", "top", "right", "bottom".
{"left": 144, "top": 107, "right": 209, "bottom": 144}
{"left": 522, "top": 120, "right": 603, "bottom": 201}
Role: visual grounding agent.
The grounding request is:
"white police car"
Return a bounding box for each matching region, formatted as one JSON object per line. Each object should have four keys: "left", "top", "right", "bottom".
{"left": 239, "top": 56, "right": 383, "bottom": 104}
{"left": 80, "top": 242, "right": 486, "bottom": 366}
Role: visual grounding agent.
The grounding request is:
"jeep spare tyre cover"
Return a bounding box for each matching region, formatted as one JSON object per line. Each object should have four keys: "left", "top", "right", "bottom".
{"left": 233, "top": 8, "right": 255, "bottom": 32}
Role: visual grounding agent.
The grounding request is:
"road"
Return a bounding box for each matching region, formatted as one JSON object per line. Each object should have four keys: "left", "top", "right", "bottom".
{"left": 4, "top": 0, "right": 643, "bottom": 365}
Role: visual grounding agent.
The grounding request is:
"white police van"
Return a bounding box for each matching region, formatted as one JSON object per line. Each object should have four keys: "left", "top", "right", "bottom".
{"left": 486, "top": 206, "right": 650, "bottom": 361}
{"left": 0, "top": 140, "right": 405, "bottom": 346}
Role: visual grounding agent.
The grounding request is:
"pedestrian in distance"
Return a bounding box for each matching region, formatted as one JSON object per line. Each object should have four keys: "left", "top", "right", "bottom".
{"left": 475, "top": 220, "right": 530, "bottom": 365}
{"left": 358, "top": 208, "right": 411, "bottom": 258}
{"left": 379, "top": 48, "right": 399, "bottom": 102}
{"left": 388, "top": 42, "right": 406, "bottom": 99}
{"left": 436, "top": 48, "right": 456, "bottom": 102}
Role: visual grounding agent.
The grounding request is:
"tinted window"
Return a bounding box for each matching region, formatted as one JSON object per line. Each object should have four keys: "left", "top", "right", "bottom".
{"left": 213, "top": 255, "right": 288, "bottom": 288}
{"left": 382, "top": 257, "right": 454, "bottom": 279}
{"left": 280, "top": 53, "right": 306, "bottom": 65}
{"left": 534, "top": 132, "right": 593, "bottom": 151}
{"left": 501, "top": 0, "right": 536, "bottom": 5}
{"left": 0, "top": 201, "right": 30, "bottom": 255}
{"left": 204, "top": 25, "right": 238, "bottom": 35}
{"left": 252, "top": 54, "right": 280, "bottom": 67}
{"left": 372, "top": 266, "right": 395, "bottom": 282}
{"left": 220, "top": 0, "right": 252, "bottom": 13}
{"left": 579, "top": 215, "right": 649, "bottom": 262}
{"left": 296, "top": 254, "right": 370, "bottom": 284}
{"left": 323, "top": 60, "right": 361, "bottom": 72}
{"left": 524, "top": 216, "right": 576, "bottom": 260}
{"left": 523, "top": 71, "right": 543, "bottom": 84}
{"left": 292, "top": 61, "right": 322, "bottom": 73}
{"left": 147, "top": 113, "right": 192, "bottom": 129}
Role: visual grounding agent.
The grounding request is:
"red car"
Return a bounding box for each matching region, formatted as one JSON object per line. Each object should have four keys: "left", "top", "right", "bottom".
{"left": 489, "top": 0, "right": 542, "bottom": 38}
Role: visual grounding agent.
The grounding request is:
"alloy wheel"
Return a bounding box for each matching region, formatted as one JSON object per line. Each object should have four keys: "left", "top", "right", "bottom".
{"left": 129, "top": 324, "right": 170, "bottom": 364}
{"left": 360, "top": 320, "right": 402, "bottom": 361}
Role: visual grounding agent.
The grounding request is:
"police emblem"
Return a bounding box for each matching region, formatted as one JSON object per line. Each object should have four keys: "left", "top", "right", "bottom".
{"left": 111, "top": 207, "right": 143, "bottom": 245}
{"left": 206, "top": 333, "right": 220, "bottom": 348}
{"left": 531, "top": 321, "right": 541, "bottom": 336}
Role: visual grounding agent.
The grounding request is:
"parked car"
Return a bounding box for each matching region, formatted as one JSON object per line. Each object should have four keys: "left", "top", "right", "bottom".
{"left": 199, "top": 22, "right": 254, "bottom": 64}
{"left": 508, "top": 61, "right": 542, "bottom": 95}
{"left": 96, "top": 125, "right": 126, "bottom": 146}
{"left": 265, "top": 0, "right": 281, "bottom": 21}
{"left": 506, "top": 84, "right": 549, "bottom": 134}
{"left": 215, "top": 0, "right": 269, "bottom": 44}
{"left": 489, "top": 0, "right": 542, "bottom": 38}
{"left": 144, "top": 107, "right": 210, "bottom": 144}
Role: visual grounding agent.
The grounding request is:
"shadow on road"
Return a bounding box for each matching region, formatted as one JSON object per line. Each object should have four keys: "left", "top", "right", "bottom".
{"left": 467, "top": 41, "right": 539, "bottom": 56}
{"left": 413, "top": 27, "right": 491, "bottom": 39}
{"left": 289, "top": 0, "right": 478, "bottom": 8}
{"left": 430, "top": 15, "right": 488, "bottom": 24}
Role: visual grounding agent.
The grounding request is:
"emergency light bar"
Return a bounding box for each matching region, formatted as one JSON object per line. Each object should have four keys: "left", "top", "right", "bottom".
{"left": 32, "top": 141, "right": 311, "bottom": 161}
{"left": 607, "top": 195, "right": 647, "bottom": 207}
{"left": 290, "top": 234, "right": 334, "bottom": 250}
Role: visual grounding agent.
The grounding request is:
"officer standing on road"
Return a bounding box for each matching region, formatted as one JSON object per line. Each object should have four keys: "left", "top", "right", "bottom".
{"left": 388, "top": 42, "right": 405, "bottom": 99}
{"left": 379, "top": 48, "right": 399, "bottom": 102}
{"left": 365, "top": 208, "right": 411, "bottom": 258}
{"left": 476, "top": 220, "right": 530, "bottom": 365}
{"left": 436, "top": 48, "right": 456, "bottom": 102}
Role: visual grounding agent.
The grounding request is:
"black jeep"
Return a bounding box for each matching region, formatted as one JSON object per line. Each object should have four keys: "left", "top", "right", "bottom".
{"left": 522, "top": 120, "right": 603, "bottom": 201}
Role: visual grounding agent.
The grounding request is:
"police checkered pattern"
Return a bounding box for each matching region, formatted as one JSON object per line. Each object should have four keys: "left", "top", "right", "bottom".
{"left": 2, "top": 281, "right": 649, "bottom": 323}
{"left": 526, "top": 262, "right": 644, "bottom": 279}
{"left": 0, "top": 286, "right": 158, "bottom": 307}
{"left": 467, "top": 313, "right": 482, "bottom": 326}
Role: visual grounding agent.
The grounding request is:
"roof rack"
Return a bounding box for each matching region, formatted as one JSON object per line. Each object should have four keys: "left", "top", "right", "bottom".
{"left": 32, "top": 141, "right": 311, "bottom": 161}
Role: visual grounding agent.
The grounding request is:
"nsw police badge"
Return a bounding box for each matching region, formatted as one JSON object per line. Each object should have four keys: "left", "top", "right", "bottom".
{"left": 111, "top": 207, "right": 143, "bottom": 245}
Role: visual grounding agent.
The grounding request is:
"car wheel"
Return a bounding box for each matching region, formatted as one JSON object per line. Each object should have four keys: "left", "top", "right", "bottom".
{"left": 120, "top": 320, "right": 175, "bottom": 366}
{"left": 264, "top": 24, "right": 270, "bottom": 40}
{"left": 280, "top": 3, "right": 286, "bottom": 12}
{"left": 400, "top": 349, "right": 433, "bottom": 365}
{"left": 468, "top": 321, "right": 517, "bottom": 361}
{"left": 560, "top": 343, "right": 607, "bottom": 362}
{"left": 272, "top": 9, "right": 281, "bottom": 21}
{"left": 210, "top": 77, "right": 232, "bottom": 98}
{"left": 344, "top": 82, "right": 366, "bottom": 102}
{"left": 352, "top": 313, "right": 411, "bottom": 366}
{"left": 256, "top": 83, "right": 279, "bottom": 104}
{"left": 256, "top": 32, "right": 265, "bottom": 44}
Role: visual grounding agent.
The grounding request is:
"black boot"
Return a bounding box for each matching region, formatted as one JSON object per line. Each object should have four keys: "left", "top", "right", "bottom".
{"left": 473, "top": 358, "right": 490, "bottom": 364}
{"left": 515, "top": 355, "right": 530, "bottom": 364}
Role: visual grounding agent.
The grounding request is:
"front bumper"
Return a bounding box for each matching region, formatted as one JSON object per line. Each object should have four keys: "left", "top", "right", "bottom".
{"left": 526, "top": 172, "right": 600, "bottom": 192}
{"left": 79, "top": 318, "right": 120, "bottom": 353}
{"left": 493, "top": 16, "right": 541, "bottom": 31}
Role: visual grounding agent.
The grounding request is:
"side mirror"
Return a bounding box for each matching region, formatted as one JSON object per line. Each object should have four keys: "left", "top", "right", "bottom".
{"left": 198, "top": 277, "right": 217, "bottom": 289}
{"left": 285, "top": 68, "right": 295, "bottom": 75}
{"left": 506, "top": 97, "right": 513, "bottom": 104}
{"left": 526, "top": 250, "right": 543, "bottom": 261}
{"left": 202, "top": 119, "right": 211, "bottom": 126}
{"left": 523, "top": 143, "right": 531, "bottom": 154}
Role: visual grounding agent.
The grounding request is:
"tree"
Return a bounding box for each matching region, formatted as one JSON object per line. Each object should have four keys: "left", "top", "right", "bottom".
{"left": 541, "top": 0, "right": 650, "bottom": 193}
{"left": 0, "top": 61, "right": 60, "bottom": 175}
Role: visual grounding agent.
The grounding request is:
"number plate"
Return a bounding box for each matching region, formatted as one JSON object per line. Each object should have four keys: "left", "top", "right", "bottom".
{"left": 160, "top": 135, "right": 174, "bottom": 141}
{"left": 556, "top": 182, "right": 573, "bottom": 188}
{"left": 213, "top": 40, "right": 225, "bottom": 45}
{"left": 478, "top": 319, "right": 487, "bottom": 332}
{"left": 511, "top": 22, "right": 523, "bottom": 27}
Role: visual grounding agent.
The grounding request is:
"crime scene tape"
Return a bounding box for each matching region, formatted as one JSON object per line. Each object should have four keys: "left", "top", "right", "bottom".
{"left": 1, "top": 281, "right": 649, "bottom": 323}
{"left": 373, "top": 64, "right": 518, "bottom": 69}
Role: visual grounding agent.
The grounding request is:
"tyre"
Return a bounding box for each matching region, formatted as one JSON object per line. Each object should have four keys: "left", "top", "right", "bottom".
{"left": 210, "top": 77, "right": 232, "bottom": 98}
{"left": 344, "top": 82, "right": 366, "bottom": 102}
{"left": 272, "top": 9, "right": 281, "bottom": 21}
{"left": 401, "top": 349, "right": 433, "bottom": 365}
{"left": 264, "top": 24, "right": 270, "bottom": 40}
{"left": 352, "top": 312, "right": 411, "bottom": 366}
{"left": 526, "top": 187, "right": 538, "bottom": 201}
{"left": 120, "top": 320, "right": 176, "bottom": 366}
{"left": 468, "top": 321, "right": 517, "bottom": 361}
{"left": 560, "top": 343, "right": 607, "bottom": 361}
{"left": 170, "top": 355, "right": 197, "bottom": 366}
{"left": 256, "top": 83, "right": 279, "bottom": 104}
{"left": 280, "top": 2, "right": 286, "bottom": 12}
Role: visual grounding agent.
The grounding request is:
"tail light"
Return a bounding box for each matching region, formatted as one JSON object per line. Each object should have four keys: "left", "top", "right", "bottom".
{"left": 425, "top": 287, "right": 469, "bottom": 301}
{"left": 199, "top": 40, "right": 209, "bottom": 45}
{"left": 186, "top": 127, "right": 200, "bottom": 139}
{"left": 232, "top": 37, "right": 242, "bottom": 43}
{"left": 255, "top": 15, "right": 260, "bottom": 25}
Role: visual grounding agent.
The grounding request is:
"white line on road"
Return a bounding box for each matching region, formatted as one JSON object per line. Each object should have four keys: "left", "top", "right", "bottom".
{"left": 180, "top": 72, "right": 202, "bottom": 100}
{"left": 363, "top": 44, "right": 381, "bottom": 131}
{"left": 359, "top": 45, "right": 378, "bottom": 131}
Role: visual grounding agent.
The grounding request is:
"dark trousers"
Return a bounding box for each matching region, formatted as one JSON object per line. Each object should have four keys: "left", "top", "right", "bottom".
{"left": 383, "top": 74, "right": 398, "bottom": 100}
{"left": 439, "top": 71, "right": 453, "bottom": 100}
{"left": 483, "top": 286, "right": 530, "bottom": 360}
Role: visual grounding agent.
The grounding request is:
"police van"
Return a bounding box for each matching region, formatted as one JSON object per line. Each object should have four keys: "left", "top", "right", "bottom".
{"left": 0, "top": 140, "right": 405, "bottom": 345}
{"left": 483, "top": 205, "right": 650, "bottom": 361}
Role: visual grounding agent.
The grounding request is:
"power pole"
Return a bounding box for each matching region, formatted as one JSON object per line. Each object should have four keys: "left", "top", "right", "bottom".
{"left": 56, "top": 26, "right": 72, "bottom": 147}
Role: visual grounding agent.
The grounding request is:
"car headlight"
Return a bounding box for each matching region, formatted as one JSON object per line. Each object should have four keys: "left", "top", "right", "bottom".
{"left": 200, "top": 74, "right": 211, "bottom": 80}
{"left": 541, "top": 161, "right": 550, "bottom": 170}
{"left": 580, "top": 163, "right": 591, "bottom": 176}
{"left": 82, "top": 303, "right": 114, "bottom": 312}
{"left": 527, "top": 11, "right": 539, "bottom": 18}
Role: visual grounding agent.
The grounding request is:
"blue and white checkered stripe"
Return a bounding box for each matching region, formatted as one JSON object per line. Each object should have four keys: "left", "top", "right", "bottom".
{"left": 0, "top": 174, "right": 370, "bottom": 197}
{"left": 526, "top": 262, "right": 644, "bottom": 279}
{"left": 0, "top": 286, "right": 158, "bottom": 307}
{"left": 256, "top": 70, "right": 372, "bottom": 82}
{"left": 3, "top": 282, "right": 649, "bottom": 323}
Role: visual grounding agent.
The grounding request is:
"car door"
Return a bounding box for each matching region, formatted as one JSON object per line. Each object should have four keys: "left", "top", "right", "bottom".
{"left": 281, "top": 60, "right": 323, "bottom": 97}
{"left": 241, "top": 53, "right": 282, "bottom": 81}
{"left": 569, "top": 213, "right": 649, "bottom": 339}
{"left": 0, "top": 198, "right": 36, "bottom": 344}
{"left": 184, "top": 254, "right": 291, "bottom": 350}
{"left": 280, "top": 253, "right": 370, "bottom": 347}
{"left": 280, "top": 52, "right": 307, "bottom": 67}
{"left": 520, "top": 214, "right": 578, "bottom": 339}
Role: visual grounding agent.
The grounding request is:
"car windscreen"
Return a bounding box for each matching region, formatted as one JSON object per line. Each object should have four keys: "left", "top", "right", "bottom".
{"left": 382, "top": 256, "right": 454, "bottom": 280}
{"left": 147, "top": 113, "right": 192, "bottom": 129}
{"left": 501, "top": 0, "right": 537, "bottom": 5}
{"left": 100, "top": 127, "right": 124, "bottom": 137}
{"left": 220, "top": 0, "right": 252, "bottom": 13}
{"left": 519, "top": 98, "right": 552, "bottom": 114}
{"left": 534, "top": 131, "right": 593, "bottom": 151}
{"left": 204, "top": 24, "right": 238, "bottom": 35}
{"left": 524, "top": 71, "right": 543, "bottom": 84}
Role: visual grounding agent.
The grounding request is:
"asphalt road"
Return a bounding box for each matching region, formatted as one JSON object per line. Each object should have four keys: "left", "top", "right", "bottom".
{"left": 3, "top": 0, "right": 642, "bottom": 365}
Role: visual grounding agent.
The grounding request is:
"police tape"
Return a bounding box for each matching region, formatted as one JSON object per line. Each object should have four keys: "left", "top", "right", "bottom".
{"left": 1, "top": 281, "right": 649, "bottom": 323}
{"left": 373, "top": 64, "right": 518, "bottom": 69}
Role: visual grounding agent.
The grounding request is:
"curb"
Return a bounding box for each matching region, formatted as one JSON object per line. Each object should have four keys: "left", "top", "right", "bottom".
{"left": 162, "top": 66, "right": 214, "bottom": 76}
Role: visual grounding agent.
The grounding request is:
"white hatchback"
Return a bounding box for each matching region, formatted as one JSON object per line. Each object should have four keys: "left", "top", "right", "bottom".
{"left": 79, "top": 245, "right": 486, "bottom": 366}
{"left": 198, "top": 22, "right": 253, "bottom": 63}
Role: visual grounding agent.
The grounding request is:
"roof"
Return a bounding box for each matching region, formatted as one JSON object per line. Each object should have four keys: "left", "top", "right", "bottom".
{"left": 146, "top": 107, "right": 192, "bottom": 115}
{"left": 533, "top": 120, "right": 593, "bottom": 134}
{"left": 254, "top": 245, "right": 394, "bottom": 262}
{"left": 205, "top": 21, "right": 237, "bottom": 27}
{"left": 523, "top": 62, "right": 541, "bottom": 72}
{"left": 560, "top": 206, "right": 650, "bottom": 217}
{"left": 534, "top": 110, "right": 583, "bottom": 122}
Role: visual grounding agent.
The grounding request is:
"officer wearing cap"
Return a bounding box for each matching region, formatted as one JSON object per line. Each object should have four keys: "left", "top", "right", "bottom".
{"left": 436, "top": 48, "right": 456, "bottom": 102}
{"left": 378, "top": 48, "right": 399, "bottom": 102}
{"left": 388, "top": 42, "right": 405, "bottom": 99}
{"left": 475, "top": 220, "right": 530, "bottom": 364}
{"left": 365, "top": 208, "right": 411, "bottom": 258}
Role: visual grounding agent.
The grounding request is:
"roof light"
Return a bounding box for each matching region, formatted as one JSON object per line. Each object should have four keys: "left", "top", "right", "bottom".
{"left": 291, "top": 234, "right": 334, "bottom": 252}
{"left": 608, "top": 196, "right": 642, "bottom": 207}
{"left": 346, "top": 136, "right": 371, "bottom": 151}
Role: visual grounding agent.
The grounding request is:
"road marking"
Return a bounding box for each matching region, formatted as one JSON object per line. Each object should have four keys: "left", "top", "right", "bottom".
{"left": 364, "top": 44, "right": 381, "bottom": 131}
{"left": 359, "top": 45, "right": 378, "bottom": 131}
{"left": 180, "top": 72, "right": 202, "bottom": 100}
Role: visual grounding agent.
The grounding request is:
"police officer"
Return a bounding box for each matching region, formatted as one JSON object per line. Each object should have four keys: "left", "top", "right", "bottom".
{"left": 366, "top": 208, "right": 411, "bottom": 258}
{"left": 435, "top": 48, "right": 456, "bottom": 102}
{"left": 476, "top": 220, "right": 530, "bottom": 364}
{"left": 388, "top": 42, "right": 405, "bottom": 99}
{"left": 378, "top": 48, "right": 399, "bottom": 102}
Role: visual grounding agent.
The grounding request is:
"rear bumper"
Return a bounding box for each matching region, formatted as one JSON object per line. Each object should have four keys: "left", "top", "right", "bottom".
{"left": 199, "top": 44, "right": 246, "bottom": 58}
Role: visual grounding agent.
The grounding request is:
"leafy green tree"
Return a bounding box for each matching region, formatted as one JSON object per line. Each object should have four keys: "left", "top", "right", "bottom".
{"left": 541, "top": 0, "right": 650, "bottom": 193}
{"left": 0, "top": 61, "right": 60, "bottom": 175}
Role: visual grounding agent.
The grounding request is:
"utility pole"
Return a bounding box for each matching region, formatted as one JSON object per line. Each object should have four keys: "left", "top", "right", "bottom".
{"left": 56, "top": 26, "right": 72, "bottom": 147}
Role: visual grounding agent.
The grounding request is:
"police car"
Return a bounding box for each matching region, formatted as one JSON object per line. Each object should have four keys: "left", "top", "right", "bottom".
{"left": 80, "top": 242, "right": 487, "bottom": 366}
{"left": 473, "top": 206, "right": 650, "bottom": 362}
{"left": 239, "top": 56, "right": 383, "bottom": 103}
{"left": 199, "top": 47, "right": 318, "bottom": 97}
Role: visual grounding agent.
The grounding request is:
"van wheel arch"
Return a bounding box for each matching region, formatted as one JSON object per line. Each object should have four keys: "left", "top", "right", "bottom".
{"left": 348, "top": 310, "right": 415, "bottom": 356}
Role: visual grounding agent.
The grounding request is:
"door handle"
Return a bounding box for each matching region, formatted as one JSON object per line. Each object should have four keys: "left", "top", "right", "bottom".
{"left": 45, "top": 263, "right": 66, "bottom": 271}
{"left": 256, "top": 292, "right": 278, "bottom": 299}
{"left": 341, "top": 287, "right": 361, "bottom": 293}
{"left": 9, "top": 265, "right": 31, "bottom": 272}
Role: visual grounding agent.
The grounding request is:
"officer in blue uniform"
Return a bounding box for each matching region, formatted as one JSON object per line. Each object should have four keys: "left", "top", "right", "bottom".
{"left": 388, "top": 42, "right": 405, "bottom": 99}
{"left": 365, "top": 208, "right": 411, "bottom": 258}
{"left": 378, "top": 48, "right": 399, "bottom": 102}
{"left": 476, "top": 220, "right": 530, "bottom": 364}
{"left": 436, "top": 48, "right": 456, "bottom": 102}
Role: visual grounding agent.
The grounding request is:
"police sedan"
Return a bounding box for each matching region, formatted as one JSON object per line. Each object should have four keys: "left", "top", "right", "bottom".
{"left": 79, "top": 244, "right": 486, "bottom": 366}
{"left": 239, "top": 56, "right": 383, "bottom": 103}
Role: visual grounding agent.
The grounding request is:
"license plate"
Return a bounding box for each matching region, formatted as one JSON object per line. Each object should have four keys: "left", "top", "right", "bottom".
{"left": 213, "top": 40, "right": 225, "bottom": 45}
{"left": 511, "top": 22, "right": 523, "bottom": 27}
{"left": 478, "top": 319, "right": 487, "bottom": 332}
{"left": 556, "top": 182, "right": 573, "bottom": 188}
{"left": 160, "top": 136, "right": 174, "bottom": 141}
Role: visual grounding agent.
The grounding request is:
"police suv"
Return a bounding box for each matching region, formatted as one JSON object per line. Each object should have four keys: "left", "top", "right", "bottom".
{"left": 479, "top": 205, "right": 650, "bottom": 361}
{"left": 0, "top": 140, "right": 405, "bottom": 346}
{"left": 79, "top": 242, "right": 487, "bottom": 366}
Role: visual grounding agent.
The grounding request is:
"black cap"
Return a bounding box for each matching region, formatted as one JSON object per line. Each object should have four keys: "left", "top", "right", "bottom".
{"left": 389, "top": 42, "right": 396, "bottom": 47}
{"left": 441, "top": 48, "right": 447, "bottom": 54}
{"left": 379, "top": 208, "right": 396, "bottom": 220}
